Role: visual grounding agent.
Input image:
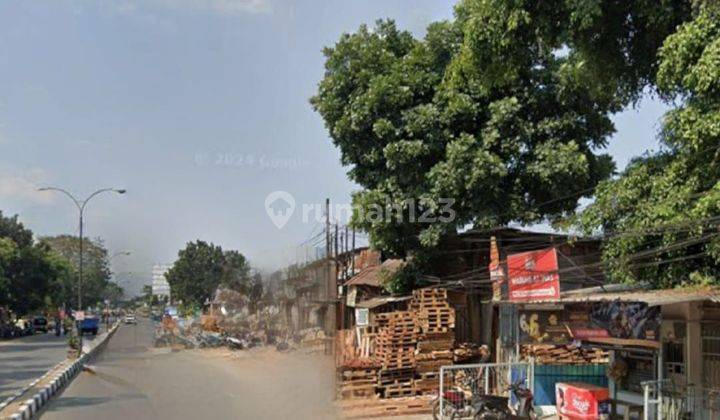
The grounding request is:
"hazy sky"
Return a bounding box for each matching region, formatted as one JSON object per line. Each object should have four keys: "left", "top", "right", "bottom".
{"left": 0, "top": 0, "right": 668, "bottom": 294}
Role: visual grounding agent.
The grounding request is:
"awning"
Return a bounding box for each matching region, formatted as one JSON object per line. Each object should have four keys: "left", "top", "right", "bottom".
{"left": 355, "top": 295, "right": 411, "bottom": 309}
{"left": 499, "top": 284, "right": 720, "bottom": 306}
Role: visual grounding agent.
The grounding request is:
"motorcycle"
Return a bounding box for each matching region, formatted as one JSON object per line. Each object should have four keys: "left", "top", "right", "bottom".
{"left": 432, "top": 379, "right": 536, "bottom": 420}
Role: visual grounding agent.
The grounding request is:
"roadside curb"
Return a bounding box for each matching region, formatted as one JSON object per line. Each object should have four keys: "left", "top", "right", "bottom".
{"left": 1, "top": 321, "right": 121, "bottom": 420}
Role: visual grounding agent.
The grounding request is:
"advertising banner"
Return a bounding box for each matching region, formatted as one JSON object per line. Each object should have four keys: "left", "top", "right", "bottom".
{"left": 489, "top": 236, "right": 504, "bottom": 301}
{"left": 519, "top": 301, "right": 661, "bottom": 346}
{"left": 507, "top": 248, "right": 560, "bottom": 301}
{"left": 556, "top": 382, "right": 610, "bottom": 419}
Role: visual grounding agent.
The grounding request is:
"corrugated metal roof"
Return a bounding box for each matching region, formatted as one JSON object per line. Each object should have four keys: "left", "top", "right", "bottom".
{"left": 355, "top": 295, "right": 411, "bottom": 309}
{"left": 509, "top": 286, "right": 720, "bottom": 306}
{"left": 343, "top": 259, "right": 405, "bottom": 287}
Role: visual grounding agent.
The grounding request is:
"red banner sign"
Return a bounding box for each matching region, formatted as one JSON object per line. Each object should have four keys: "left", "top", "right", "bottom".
{"left": 507, "top": 247, "right": 560, "bottom": 301}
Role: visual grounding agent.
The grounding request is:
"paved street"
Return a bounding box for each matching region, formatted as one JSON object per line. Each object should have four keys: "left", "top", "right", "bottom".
{"left": 41, "top": 318, "right": 339, "bottom": 420}
{"left": 0, "top": 326, "right": 108, "bottom": 402}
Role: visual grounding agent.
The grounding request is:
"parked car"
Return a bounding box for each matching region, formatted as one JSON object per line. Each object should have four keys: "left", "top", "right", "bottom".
{"left": 80, "top": 317, "right": 100, "bottom": 335}
{"left": 124, "top": 314, "right": 137, "bottom": 324}
{"left": 32, "top": 316, "right": 48, "bottom": 333}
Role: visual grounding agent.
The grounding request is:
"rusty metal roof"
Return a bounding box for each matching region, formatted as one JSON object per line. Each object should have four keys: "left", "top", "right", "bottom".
{"left": 355, "top": 295, "right": 412, "bottom": 309}
{"left": 510, "top": 285, "right": 720, "bottom": 306}
{"left": 343, "top": 259, "right": 405, "bottom": 287}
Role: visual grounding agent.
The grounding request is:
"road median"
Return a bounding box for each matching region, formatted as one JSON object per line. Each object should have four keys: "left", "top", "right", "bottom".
{"left": 0, "top": 321, "right": 121, "bottom": 420}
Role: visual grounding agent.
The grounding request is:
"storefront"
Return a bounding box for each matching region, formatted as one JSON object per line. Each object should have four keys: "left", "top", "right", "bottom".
{"left": 498, "top": 285, "right": 720, "bottom": 417}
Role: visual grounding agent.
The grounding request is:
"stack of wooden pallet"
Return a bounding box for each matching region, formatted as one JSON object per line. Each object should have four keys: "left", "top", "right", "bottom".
{"left": 522, "top": 344, "right": 609, "bottom": 364}
{"left": 374, "top": 311, "right": 418, "bottom": 398}
{"left": 411, "top": 289, "right": 456, "bottom": 395}
{"left": 337, "top": 395, "right": 434, "bottom": 418}
{"left": 410, "top": 288, "right": 455, "bottom": 333}
{"left": 338, "top": 367, "right": 379, "bottom": 400}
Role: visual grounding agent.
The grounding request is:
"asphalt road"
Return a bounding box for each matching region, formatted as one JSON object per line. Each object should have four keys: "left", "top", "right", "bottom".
{"left": 0, "top": 324, "right": 108, "bottom": 401}
{"left": 40, "top": 319, "right": 339, "bottom": 420}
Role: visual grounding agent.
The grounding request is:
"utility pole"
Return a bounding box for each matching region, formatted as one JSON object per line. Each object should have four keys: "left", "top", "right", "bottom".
{"left": 351, "top": 228, "right": 356, "bottom": 275}
{"left": 344, "top": 225, "right": 349, "bottom": 281}
{"left": 325, "top": 198, "right": 330, "bottom": 260}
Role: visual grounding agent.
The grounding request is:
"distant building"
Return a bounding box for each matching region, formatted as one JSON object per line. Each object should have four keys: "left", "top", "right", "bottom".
{"left": 152, "top": 264, "right": 172, "bottom": 299}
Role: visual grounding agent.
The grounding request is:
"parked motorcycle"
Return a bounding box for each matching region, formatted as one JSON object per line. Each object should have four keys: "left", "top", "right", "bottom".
{"left": 432, "top": 379, "right": 536, "bottom": 420}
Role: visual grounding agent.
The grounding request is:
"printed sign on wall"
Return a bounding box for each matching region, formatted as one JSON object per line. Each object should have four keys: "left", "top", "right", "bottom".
{"left": 507, "top": 248, "right": 560, "bottom": 301}
{"left": 519, "top": 301, "right": 661, "bottom": 345}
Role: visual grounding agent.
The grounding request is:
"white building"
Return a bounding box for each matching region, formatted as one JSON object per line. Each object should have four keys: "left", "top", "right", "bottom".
{"left": 152, "top": 264, "right": 172, "bottom": 299}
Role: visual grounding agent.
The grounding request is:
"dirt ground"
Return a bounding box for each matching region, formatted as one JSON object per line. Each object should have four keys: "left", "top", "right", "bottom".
{"left": 198, "top": 346, "right": 342, "bottom": 419}
{"left": 200, "top": 347, "right": 431, "bottom": 420}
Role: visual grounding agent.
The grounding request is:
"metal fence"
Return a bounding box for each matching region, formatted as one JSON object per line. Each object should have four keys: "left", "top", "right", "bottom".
{"left": 438, "top": 361, "right": 534, "bottom": 419}
{"left": 642, "top": 379, "right": 720, "bottom": 420}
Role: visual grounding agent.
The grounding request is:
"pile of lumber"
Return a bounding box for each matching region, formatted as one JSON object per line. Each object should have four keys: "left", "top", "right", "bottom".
{"left": 454, "top": 343, "right": 481, "bottom": 363}
{"left": 338, "top": 367, "right": 379, "bottom": 400}
{"left": 374, "top": 311, "right": 418, "bottom": 398}
{"left": 415, "top": 336, "right": 453, "bottom": 394}
{"left": 410, "top": 288, "right": 455, "bottom": 333}
{"left": 522, "top": 344, "right": 609, "bottom": 364}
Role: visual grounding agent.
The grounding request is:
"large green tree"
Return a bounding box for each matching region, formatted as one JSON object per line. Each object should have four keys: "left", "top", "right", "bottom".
{"left": 311, "top": 1, "right": 689, "bottom": 257}
{"left": 40, "top": 235, "right": 114, "bottom": 308}
{"left": 220, "top": 250, "right": 252, "bottom": 294}
{"left": 576, "top": 4, "right": 720, "bottom": 287}
{"left": 166, "top": 240, "right": 226, "bottom": 306}
{"left": 0, "top": 211, "right": 72, "bottom": 315}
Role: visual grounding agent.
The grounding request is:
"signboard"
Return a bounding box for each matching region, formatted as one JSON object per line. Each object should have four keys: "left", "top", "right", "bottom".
{"left": 519, "top": 301, "right": 661, "bottom": 345}
{"left": 346, "top": 286, "right": 358, "bottom": 307}
{"left": 355, "top": 308, "right": 369, "bottom": 326}
{"left": 74, "top": 310, "right": 85, "bottom": 321}
{"left": 556, "top": 382, "right": 610, "bottom": 419}
{"left": 489, "top": 236, "right": 504, "bottom": 301}
{"left": 507, "top": 248, "right": 560, "bottom": 301}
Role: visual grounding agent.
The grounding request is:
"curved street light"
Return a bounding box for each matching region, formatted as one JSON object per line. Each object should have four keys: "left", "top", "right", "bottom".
{"left": 37, "top": 187, "right": 126, "bottom": 310}
{"left": 111, "top": 250, "right": 132, "bottom": 260}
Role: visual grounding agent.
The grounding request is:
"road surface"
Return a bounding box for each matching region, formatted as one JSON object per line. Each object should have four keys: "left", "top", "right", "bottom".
{"left": 41, "top": 318, "right": 339, "bottom": 420}
{"left": 0, "top": 325, "right": 108, "bottom": 401}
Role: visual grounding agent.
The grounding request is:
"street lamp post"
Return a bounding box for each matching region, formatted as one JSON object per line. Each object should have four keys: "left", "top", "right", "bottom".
{"left": 37, "top": 187, "right": 126, "bottom": 311}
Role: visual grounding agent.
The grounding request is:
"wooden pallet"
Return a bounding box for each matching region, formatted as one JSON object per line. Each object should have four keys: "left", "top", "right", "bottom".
{"left": 338, "top": 395, "right": 434, "bottom": 418}
{"left": 383, "top": 382, "right": 416, "bottom": 398}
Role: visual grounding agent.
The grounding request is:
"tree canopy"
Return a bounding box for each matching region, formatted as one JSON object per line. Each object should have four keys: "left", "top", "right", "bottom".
{"left": 0, "top": 211, "right": 73, "bottom": 315}
{"left": 576, "top": 4, "right": 720, "bottom": 287}
{"left": 311, "top": 0, "right": 689, "bottom": 257}
{"left": 40, "top": 235, "right": 116, "bottom": 309}
{"left": 166, "top": 241, "right": 254, "bottom": 307}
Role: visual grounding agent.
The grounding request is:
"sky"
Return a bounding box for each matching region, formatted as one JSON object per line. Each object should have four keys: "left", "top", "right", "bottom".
{"left": 0, "top": 0, "right": 668, "bottom": 295}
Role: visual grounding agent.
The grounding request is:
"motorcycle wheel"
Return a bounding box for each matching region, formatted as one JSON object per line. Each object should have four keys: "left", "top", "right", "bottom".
{"left": 432, "top": 398, "right": 457, "bottom": 420}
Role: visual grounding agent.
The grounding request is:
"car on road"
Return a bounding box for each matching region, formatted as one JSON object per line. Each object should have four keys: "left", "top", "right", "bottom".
{"left": 32, "top": 316, "right": 49, "bottom": 333}
{"left": 124, "top": 314, "right": 137, "bottom": 324}
{"left": 80, "top": 317, "right": 100, "bottom": 335}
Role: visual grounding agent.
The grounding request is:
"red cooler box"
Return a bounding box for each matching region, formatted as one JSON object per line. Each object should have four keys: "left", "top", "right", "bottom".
{"left": 555, "top": 382, "right": 610, "bottom": 419}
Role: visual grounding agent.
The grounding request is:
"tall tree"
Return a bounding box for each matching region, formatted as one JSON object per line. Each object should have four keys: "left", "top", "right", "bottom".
{"left": 0, "top": 212, "right": 72, "bottom": 314}
{"left": 166, "top": 240, "right": 225, "bottom": 306}
{"left": 576, "top": 4, "right": 720, "bottom": 287}
{"left": 311, "top": 1, "right": 689, "bottom": 257}
{"left": 220, "top": 250, "right": 251, "bottom": 294}
{"left": 40, "top": 235, "right": 114, "bottom": 308}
